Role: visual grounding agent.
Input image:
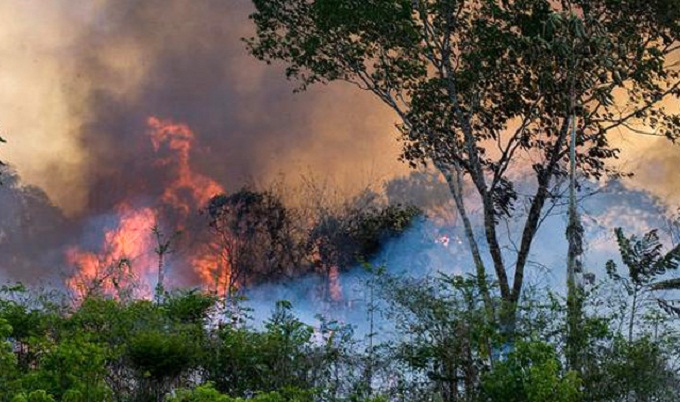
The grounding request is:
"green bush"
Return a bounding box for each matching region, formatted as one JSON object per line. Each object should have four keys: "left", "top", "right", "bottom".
{"left": 19, "top": 335, "right": 111, "bottom": 401}
{"left": 128, "top": 330, "right": 198, "bottom": 381}
{"left": 10, "top": 390, "right": 56, "bottom": 402}
{"left": 480, "top": 341, "right": 581, "bottom": 402}
{"left": 169, "top": 383, "right": 313, "bottom": 402}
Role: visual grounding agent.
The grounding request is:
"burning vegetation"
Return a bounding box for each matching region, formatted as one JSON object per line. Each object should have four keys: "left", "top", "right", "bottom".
{"left": 2, "top": 0, "right": 680, "bottom": 401}
{"left": 66, "top": 117, "right": 226, "bottom": 300}
{"left": 65, "top": 116, "right": 428, "bottom": 305}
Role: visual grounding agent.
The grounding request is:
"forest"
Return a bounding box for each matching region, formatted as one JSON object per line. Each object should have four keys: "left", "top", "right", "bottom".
{"left": 2, "top": 0, "right": 680, "bottom": 401}
{"left": 1, "top": 196, "right": 680, "bottom": 402}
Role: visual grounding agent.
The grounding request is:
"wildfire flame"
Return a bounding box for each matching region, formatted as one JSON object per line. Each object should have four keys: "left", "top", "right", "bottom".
{"left": 66, "top": 117, "right": 228, "bottom": 299}
{"left": 148, "top": 117, "right": 224, "bottom": 220}
{"left": 66, "top": 205, "right": 157, "bottom": 299}
{"left": 328, "top": 265, "right": 343, "bottom": 302}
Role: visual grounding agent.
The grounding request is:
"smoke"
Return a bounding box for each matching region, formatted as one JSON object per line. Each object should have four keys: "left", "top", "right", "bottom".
{"left": 0, "top": 168, "right": 72, "bottom": 284}
{"left": 0, "top": 0, "right": 407, "bottom": 286}
{"left": 240, "top": 176, "right": 676, "bottom": 336}
{"left": 620, "top": 137, "right": 680, "bottom": 206}
{"left": 0, "top": 0, "right": 406, "bottom": 217}
{"left": 0, "top": 2, "right": 90, "bottom": 214}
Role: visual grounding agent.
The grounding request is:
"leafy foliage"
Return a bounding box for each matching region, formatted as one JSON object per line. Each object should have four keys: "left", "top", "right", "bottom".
{"left": 169, "top": 383, "right": 313, "bottom": 402}
{"left": 480, "top": 341, "right": 581, "bottom": 402}
{"left": 308, "top": 201, "right": 423, "bottom": 273}
{"left": 2, "top": 260, "right": 680, "bottom": 401}
{"left": 607, "top": 228, "right": 680, "bottom": 339}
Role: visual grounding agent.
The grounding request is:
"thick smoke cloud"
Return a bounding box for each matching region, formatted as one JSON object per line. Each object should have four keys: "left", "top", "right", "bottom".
{"left": 0, "top": 0, "right": 408, "bottom": 285}
{"left": 1, "top": 0, "right": 406, "bottom": 217}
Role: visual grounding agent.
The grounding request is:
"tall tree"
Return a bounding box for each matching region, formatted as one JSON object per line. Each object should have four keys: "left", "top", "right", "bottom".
{"left": 247, "top": 0, "right": 680, "bottom": 329}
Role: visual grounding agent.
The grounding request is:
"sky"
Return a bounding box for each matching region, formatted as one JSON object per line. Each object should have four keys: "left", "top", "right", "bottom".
{"left": 0, "top": 0, "right": 678, "bottom": 293}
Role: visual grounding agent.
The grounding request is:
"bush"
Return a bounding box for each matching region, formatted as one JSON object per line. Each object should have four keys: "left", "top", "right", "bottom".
{"left": 480, "top": 341, "right": 581, "bottom": 402}
{"left": 169, "top": 383, "right": 313, "bottom": 402}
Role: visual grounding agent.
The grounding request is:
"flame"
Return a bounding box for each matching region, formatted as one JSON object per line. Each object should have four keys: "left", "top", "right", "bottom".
{"left": 190, "top": 252, "right": 229, "bottom": 296}
{"left": 147, "top": 116, "right": 224, "bottom": 220}
{"left": 66, "top": 117, "right": 229, "bottom": 299}
{"left": 328, "top": 265, "right": 343, "bottom": 302}
{"left": 66, "top": 205, "right": 157, "bottom": 299}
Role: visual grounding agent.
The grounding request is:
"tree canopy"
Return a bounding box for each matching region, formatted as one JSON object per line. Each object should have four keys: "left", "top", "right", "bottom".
{"left": 247, "top": 0, "right": 680, "bottom": 326}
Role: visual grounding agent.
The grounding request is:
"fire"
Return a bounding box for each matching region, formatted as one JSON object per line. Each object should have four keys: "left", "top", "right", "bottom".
{"left": 66, "top": 205, "right": 157, "bottom": 299}
{"left": 147, "top": 116, "right": 224, "bottom": 220}
{"left": 189, "top": 252, "right": 229, "bottom": 296}
{"left": 66, "top": 117, "right": 228, "bottom": 299}
{"left": 328, "top": 265, "right": 343, "bottom": 302}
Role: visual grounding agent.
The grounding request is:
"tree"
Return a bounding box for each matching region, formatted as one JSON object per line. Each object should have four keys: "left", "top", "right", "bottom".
{"left": 21, "top": 335, "right": 111, "bottom": 401}
{"left": 127, "top": 330, "right": 199, "bottom": 401}
{"left": 151, "top": 225, "right": 182, "bottom": 304}
{"left": 0, "top": 285, "right": 56, "bottom": 378}
{"left": 307, "top": 195, "right": 422, "bottom": 302}
{"left": 62, "top": 291, "right": 217, "bottom": 402}
{"left": 593, "top": 336, "right": 680, "bottom": 402}
{"left": 169, "top": 383, "right": 313, "bottom": 402}
{"left": 0, "top": 318, "right": 18, "bottom": 400}
{"left": 203, "top": 301, "right": 315, "bottom": 397}
{"left": 606, "top": 227, "right": 680, "bottom": 341}
{"left": 380, "top": 273, "right": 493, "bottom": 402}
{"left": 247, "top": 0, "right": 680, "bottom": 329}
{"left": 205, "top": 188, "right": 304, "bottom": 296}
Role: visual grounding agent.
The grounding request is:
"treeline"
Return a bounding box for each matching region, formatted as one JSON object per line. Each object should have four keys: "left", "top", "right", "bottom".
{"left": 69, "top": 182, "right": 430, "bottom": 302}
{"left": 2, "top": 225, "right": 680, "bottom": 402}
{"left": 203, "top": 186, "right": 424, "bottom": 288}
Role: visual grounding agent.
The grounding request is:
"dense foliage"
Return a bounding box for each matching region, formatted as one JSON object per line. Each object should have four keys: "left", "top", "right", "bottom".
{"left": 200, "top": 187, "right": 424, "bottom": 301}
{"left": 2, "top": 224, "right": 680, "bottom": 402}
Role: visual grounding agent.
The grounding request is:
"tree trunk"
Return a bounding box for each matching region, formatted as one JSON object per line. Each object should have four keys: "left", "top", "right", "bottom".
{"left": 439, "top": 163, "right": 495, "bottom": 321}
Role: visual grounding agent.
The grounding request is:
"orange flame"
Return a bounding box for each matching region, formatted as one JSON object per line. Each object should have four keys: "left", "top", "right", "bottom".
{"left": 147, "top": 116, "right": 224, "bottom": 220}
{"left": 189, "top": 252, "right": 229, "bottom": 296}
{"left": 66, "top": 205, "right": 157, "bottom": 299}
{"left": 328, "top": 265, "right": 343, "bottom": 302}
{"left": 66, "top": 117, "right": 229, "bottom": 299}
